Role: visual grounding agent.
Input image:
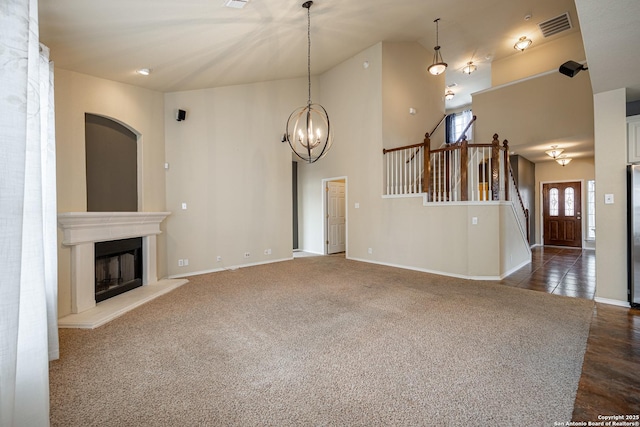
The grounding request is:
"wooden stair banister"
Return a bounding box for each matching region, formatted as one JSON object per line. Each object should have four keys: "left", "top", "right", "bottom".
{"left": 453, "top": 115, "right": 477, "bottom": 145}
{"left": 503, "top": 139, "right": 510, "bottom": 201}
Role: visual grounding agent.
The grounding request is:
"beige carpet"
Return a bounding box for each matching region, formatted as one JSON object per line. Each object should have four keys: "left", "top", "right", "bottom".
{"left": 50, "top": 255, "right": 594, "bottom": 426}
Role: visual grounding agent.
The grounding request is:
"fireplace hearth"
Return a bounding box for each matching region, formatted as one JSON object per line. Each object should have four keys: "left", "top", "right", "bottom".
{"left": 95, "top": 237, "right": 142, "bottom": 302}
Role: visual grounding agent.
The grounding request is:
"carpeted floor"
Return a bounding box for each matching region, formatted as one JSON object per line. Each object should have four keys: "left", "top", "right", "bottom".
{"left": 50, "top": 255, "right": 594, "bottom": 426}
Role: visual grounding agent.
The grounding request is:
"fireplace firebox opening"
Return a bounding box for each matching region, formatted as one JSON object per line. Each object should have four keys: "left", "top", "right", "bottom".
{"left": 95, "top": 237, "right": 143, "bottom": 303}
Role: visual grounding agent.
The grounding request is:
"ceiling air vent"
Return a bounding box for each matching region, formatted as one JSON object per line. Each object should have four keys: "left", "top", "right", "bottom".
{"left": 538, "top": 12, "right": 572, "bottom": 38}
{"left": 224, "top": 0, "right": 250, "bottom": 9}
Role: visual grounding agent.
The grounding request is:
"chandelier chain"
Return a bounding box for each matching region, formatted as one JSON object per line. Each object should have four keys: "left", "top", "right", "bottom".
{"left": 307, "top": 4, "right": 311, "bottom": 106}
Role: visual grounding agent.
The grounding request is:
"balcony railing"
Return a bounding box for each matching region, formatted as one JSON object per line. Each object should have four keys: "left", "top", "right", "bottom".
{"left": 382, "top": 132, "right": 529, "bottom": 242}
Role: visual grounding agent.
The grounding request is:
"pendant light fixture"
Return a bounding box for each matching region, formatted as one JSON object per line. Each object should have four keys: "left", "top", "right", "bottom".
{"left": 428, "top": 18, "right": 447, "bottom": 76}
{"left": 556, "top": 156, "right": 572, "bottom": 166}
{"left": 444, "top": 90, "right": 455, "bottom": 100}
{"left": 285, "top": 1, "right": 332, "bottom": 163}
{"left": 545, "top": 145, "right": 564, "bottom": 159}
{"left": 462, "top": 61, "right": 477, "bottom": 75}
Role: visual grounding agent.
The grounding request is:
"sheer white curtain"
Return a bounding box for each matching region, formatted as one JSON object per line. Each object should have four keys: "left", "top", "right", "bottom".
{"left": 0, "top": 0, "right": 59, "bottom": 425}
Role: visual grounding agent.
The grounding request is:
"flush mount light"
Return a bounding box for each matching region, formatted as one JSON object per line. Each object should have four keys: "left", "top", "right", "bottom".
{"left": 428, "top": 18, "right": 447, "bottom": 76}
{"left": 462, "top": 61, "right": 477, "bottom": 75}
{"left": 556, "top": 156, "right": 572, "bottom": 166}
{"left": 514, "top": 36, "right": 532, "bottom": 52}
{"left": 136, "top": 68, "right": 151, "bottom": 76}
{"left": 445, "top": 90, "right": 454, "bottom": 100}
{"left": 545, "top": 145, "right": 564, "bottom": 159}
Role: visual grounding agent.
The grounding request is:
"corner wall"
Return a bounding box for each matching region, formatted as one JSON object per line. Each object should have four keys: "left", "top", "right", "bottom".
{"left": 593, "top": 89, "right": 627, "bottom": 303}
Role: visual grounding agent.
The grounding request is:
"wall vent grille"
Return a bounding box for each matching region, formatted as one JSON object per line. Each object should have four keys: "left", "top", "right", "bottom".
{"left": 538, "top": 12, "right": 572, "bottom": 38}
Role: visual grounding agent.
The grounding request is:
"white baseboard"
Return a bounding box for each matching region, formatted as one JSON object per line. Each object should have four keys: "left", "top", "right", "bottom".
{"left": 168, "top": 257, "right": 292, "bottom": 279}
{"left": 347, "top": 257, "right": 501, "bottom": 281}
{"left": 594, "top": 297, "right": 631, "bottom": 308}
{"left": 500, "top": 258, "right": 532, "bottom": 279}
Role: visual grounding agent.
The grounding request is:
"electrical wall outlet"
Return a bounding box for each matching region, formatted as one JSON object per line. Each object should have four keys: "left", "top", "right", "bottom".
{"left": 244, "top": 252, "right": 250, "bottom": 258}
{"left": 264, "top": 249, "right": 272, "bottom": 255}
{"left": 216, "top": 256, "right": 222, "bottom": 262}
{"left": 178, "top": 259, "right": 184, "bottom": 267}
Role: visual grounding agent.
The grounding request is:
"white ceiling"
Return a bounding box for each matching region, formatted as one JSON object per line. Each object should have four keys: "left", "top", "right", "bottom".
{"left": 39, "top": 0, "right": 583, "bottom": 110}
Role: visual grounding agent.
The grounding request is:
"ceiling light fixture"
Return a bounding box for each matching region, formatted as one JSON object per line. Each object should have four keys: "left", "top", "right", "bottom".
{"left": 445, "top": 90, "right": 455, "bottom": 100}
{"left": 428, "top": 18, "right": 447, "bottom": 76}
{"left": 462, "top": 61, "right": 477, "bottom": 74}
{"left": 545, "top": 145, "right": 564, "bottom": 159}
{"left": 514, "top": 36, "right": 532, "bottom": 52}
{"left": 136, "top": 68, "right": 151, "bottom": 76}
{"left": 284, "top": 1, "right": 332, "bottom": 163}
{"left": 556, "top": 156, "right": 572, "bottom": 167}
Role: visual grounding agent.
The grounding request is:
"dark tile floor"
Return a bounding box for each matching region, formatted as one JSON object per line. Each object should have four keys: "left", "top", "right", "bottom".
{"left": 501, "top": 246, "right": 640, "bottom": 420}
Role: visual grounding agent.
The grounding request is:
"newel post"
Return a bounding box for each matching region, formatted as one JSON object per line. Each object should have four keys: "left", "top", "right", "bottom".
{"left": 460, "top": 138, "right": 469, "bottom": 201}
{"left": 423, "top": 132, "right": 431, "bottom": 201}
{"left": 503, "top": 139, "right": 510, "bottom": 201}
{"left": 491, "top": 134, "right": 500, "bottom": 201}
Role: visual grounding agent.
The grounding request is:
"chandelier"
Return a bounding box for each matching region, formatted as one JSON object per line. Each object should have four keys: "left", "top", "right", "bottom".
{"left": 285, "top": 1, "right": 333, "bottom": 163}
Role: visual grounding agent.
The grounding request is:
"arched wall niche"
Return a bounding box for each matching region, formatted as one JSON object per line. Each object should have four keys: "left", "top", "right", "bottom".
{"left": 84, "top": 113, "right": 143, "bottom": 212}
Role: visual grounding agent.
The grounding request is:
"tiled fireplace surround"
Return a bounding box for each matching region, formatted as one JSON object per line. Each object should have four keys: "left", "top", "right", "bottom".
{"left": 57, "top": 212, "right": 187, "bottom": 328}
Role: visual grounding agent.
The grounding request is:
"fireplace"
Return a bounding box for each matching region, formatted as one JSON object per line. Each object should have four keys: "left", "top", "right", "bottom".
{"left": 58, "top": 211, "right": 171, "bottom": 314}
{"left": 95, "top": 237, "right": 143, "bottom": 302}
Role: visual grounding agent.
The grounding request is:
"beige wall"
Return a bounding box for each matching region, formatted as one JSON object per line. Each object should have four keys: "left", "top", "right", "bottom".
{"left": 473, "top": 70, "right": 593, "bottom": 154}
{"left": 594, "top": 89, "right": 627, "bottom": 302}
{"left": 55, "top": 69, "right": 166, "bottom": 317}
{"left": 163, "top": 78, "right": 303, "bottom": 277}
{"left": 535, "top": 157, "right": 595, "bottom": 245}
{"left": 298, "top": 43, "right": 384, "bottom": 254}
{"left": 382, "top": 42, "right": 446, "bottom": 148}
{"left": 492, "top": 32, "right": 586, "bottom": 87}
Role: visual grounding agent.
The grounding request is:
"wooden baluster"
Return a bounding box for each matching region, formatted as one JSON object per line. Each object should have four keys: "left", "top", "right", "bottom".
{"left": 503, "top": 139, "right": 510, "bottom": 201}
{"left": 491, "top": 134, "right": 500, "bottom": 201}
{"left": 460, "top": 138, "right": 468, "bottom": 201}
{"left": 423, "top": 133, "right": 431, "bottom": 201}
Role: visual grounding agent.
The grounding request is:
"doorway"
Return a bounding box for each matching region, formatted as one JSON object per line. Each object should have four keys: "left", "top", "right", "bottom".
{"left": 324, "top": 177, "right": 347, "bottom": 254}
{"left": 542, "top": 181, "right": 582, "bottom": 247}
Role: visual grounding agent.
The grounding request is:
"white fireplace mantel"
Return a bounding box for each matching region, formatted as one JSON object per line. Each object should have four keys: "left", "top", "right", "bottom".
{"left": 58, "top": 211, "right": 172, "bottom": 319}
{"left": 58, "top": 211, "right": 171, "bottom": 245}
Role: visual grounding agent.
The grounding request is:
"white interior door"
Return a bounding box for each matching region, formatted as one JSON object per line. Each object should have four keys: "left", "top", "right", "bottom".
{"left": 327, "top": 181, "right": 346, "bottom": 254}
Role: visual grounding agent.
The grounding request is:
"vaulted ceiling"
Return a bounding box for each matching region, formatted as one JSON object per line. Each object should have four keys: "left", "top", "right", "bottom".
{"left": 40, "top": 0, "right": 585, "bottom": 109}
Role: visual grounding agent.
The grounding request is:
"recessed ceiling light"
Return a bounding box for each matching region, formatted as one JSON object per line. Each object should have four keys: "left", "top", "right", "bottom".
{"left": 136, "top": 68, "right": 151, "bottom": 76}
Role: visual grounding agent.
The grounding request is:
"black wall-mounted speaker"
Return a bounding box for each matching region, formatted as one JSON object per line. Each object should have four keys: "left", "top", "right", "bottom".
{"left": 176, "top": 109, "right": 186, "bottom": 121}
{"left": 559, "top": 60, "right": 587, "bottom": 78}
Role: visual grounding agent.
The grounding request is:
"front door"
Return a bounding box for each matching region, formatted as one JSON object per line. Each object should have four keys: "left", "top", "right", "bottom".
{"left": 542, "top": 181, "right": 582, "bottom": 247}
{"left": 327, "top": 181, "right": 346, "bottom": 254}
